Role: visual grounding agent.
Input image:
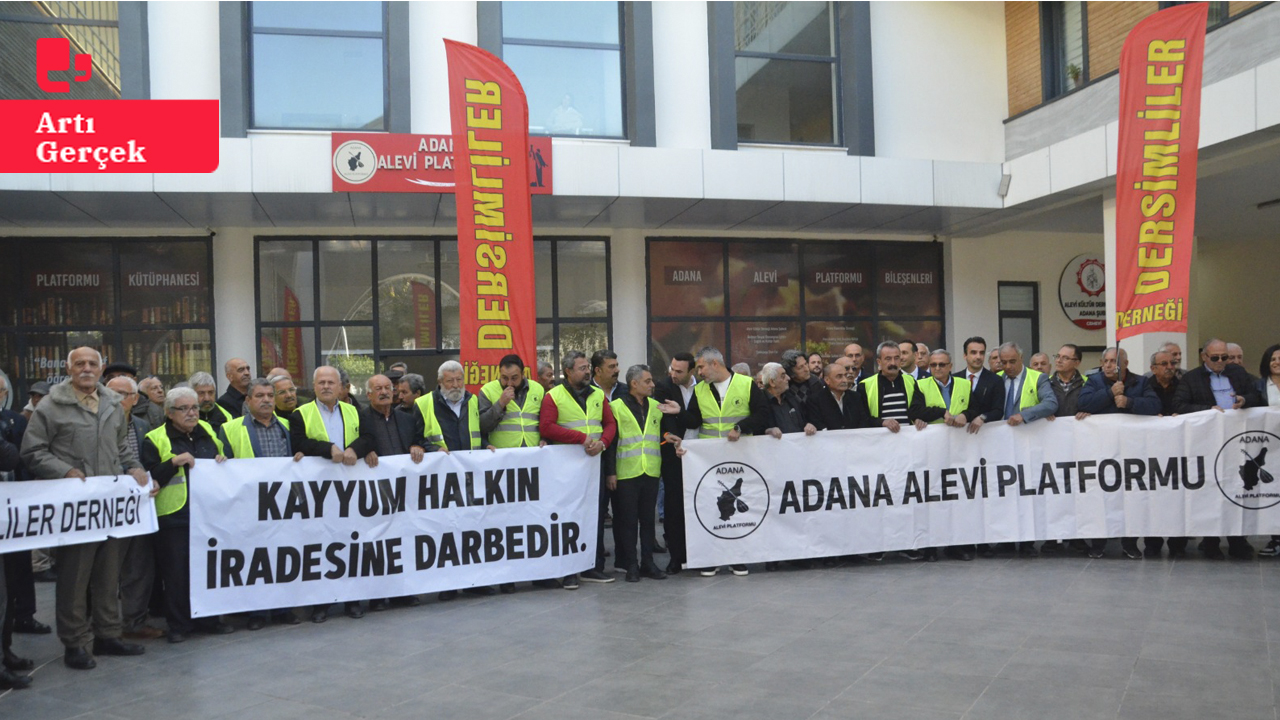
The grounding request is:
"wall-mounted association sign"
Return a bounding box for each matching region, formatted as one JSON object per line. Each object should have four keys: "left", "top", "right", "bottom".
{"left": 332, "top": 133, "right": 552, "bottom": 194}
{"left": 1059, "top": 253, "right": 1106, "bottom": 330}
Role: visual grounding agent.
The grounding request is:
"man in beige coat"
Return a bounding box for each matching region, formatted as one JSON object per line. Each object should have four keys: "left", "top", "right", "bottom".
{"left": 21, "top": 347, "right": 155, "bottom": 670}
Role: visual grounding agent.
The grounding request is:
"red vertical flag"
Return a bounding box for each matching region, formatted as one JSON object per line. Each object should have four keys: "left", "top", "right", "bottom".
{"left": 1114, "top": 3, "right": 1207, "bottom": 339}
{"left": 445, "top": 40, "right": 536, "bottom": 391}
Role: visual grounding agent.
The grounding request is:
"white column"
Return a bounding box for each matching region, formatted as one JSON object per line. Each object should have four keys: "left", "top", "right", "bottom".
{"left": 611, "top": 229, "right": 649, "bottom": 367}
{"left": 652, "top": 1, "right": 712, "bottom": 149}
{"left": 148, "top": 2, "right": 221, "bottom": 100}
{"left": 1104, "top": 191, "right": 1188, "bottom": 371}
{"left": 212, "top": 228, "right": 258, "bottom": 393}
{"left": 409, "top": 1, "right": 478, "bottom": 134}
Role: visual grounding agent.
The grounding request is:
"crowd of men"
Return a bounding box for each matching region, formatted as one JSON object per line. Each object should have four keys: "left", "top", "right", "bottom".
{"left": 1, "top": 333, "right": 1278, "bottom": 689}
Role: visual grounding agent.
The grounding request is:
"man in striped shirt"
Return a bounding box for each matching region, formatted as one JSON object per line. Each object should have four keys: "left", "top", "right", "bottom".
{"left": 860, "top": 341, "right": 928, "bottom": 433}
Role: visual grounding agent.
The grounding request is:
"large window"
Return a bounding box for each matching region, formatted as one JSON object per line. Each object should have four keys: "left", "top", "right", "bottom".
{"left": 998, "top": 282, "right": 1040, "bottom": 354}
{"left": 250, "top": 1, "right": 387, "bottom": 130}
{"left": 0, "top": 237, "right": 214, "bottom": 407}
{"left": 734, "top": 2, "right": 838, "bottom": 145}
{"left": 647, "top": 239, "right": 943, "bottom": 374}
{"left": 0, "top": 1, "right": 120, "bottom": 99}
{"left": 501, "top": 1, "right": 625, "bottom": 138}
{"left": 1040, "top": 1, "right": 1087, "bottom": 101}
{"left": 256, "top": 237, "right": 611, "bottom": 395}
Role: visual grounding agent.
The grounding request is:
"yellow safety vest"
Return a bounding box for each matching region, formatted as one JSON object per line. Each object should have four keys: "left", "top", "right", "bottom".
{"left": 481, "top": 379, "right": 544, "bottom": 448}
{"left": 296, "top": 400, "right": 358, "bottom": 448}
{"left": 693, "top": 373, "right": 753, "bottom": 439}
{"left": 610, "top": 397, "right": 662, "bottom": 480}
{"left": 220, "top": 415, "right": 290, "bottom": 459}
{"left": 415, "top": 392, "right": 481, "bottom": 450}
{"left": 861, "top": 373, "right": 918, "bottom": 419}
{"left": 999, "top": 368, "right": 1043, "bottom": 411}
{"left": 917, "top": 376, "right": 971, "bottom": 423}
{"left": 547, "top": 384, "right": 604, "bottom": 442}
{"left": 145, "top": 420, "right": 224, "bottom": 517}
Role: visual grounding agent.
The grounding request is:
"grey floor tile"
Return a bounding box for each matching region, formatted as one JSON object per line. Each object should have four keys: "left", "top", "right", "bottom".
{"left": 1117, "top": 691, "right": 1275, "bottom": 720}
{"left": 0, "top": 690, "right": 96, "bottom": 720}
{"left": 814, "top": 700, "right": 964, "bottom": 720}
{"left": 657, "top": 682, "right": 830, "bottom": 720}
{"left": 373, "top": 684, "right": 542, "bottom": 720}
{"left": 559, "top": 672, "right": 710, "bottom": 718}
{"left": 996, "top": 648, "right": 1136, "bottom": 690}
{"left": 845, "top": 664, "right": 991, "bottom": 714}
{"left": 624, "top": 644, "right": 768, "bottom": 684}
{"left": 1139, "top": 630, "right": 1269, "bottom": 668}
{"left": 1127, "top": 658, "right": 1274, "bottom": 708}
{"left": 885, "top": 640, "right": 1018, "bottom": 677}
{"left": 964, "top": 677, "right": 1125, "bottom": 719}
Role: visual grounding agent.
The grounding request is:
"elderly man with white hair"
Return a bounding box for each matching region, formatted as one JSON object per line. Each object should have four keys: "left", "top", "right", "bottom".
{"left": 289, "top": 365, "right": 376, "bottom": 622}
{"left": 410, "top": 360, "right": 496, "bottom": 600}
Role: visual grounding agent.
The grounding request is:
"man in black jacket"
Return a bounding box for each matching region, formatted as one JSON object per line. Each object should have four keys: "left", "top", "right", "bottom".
{"left": 216, "top": 358, "right": 252, "bottom": 418}
{"left": 806, "top": 363, "right": 865, "bottom": 431}
{"left": 781, "top": 349, "right": 821, "bottom": 406}
{"left": 956, "top": 337, "right": 1006, "bottom": 435}
{"left": 1175, "top": 338, "right": 1261, "bottom": 560}
{"left": 653, "top": 353, "right": 696, "bottom": 574}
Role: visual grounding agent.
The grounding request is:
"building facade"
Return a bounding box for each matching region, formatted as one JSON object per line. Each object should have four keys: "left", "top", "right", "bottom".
{"left": 1, "top": 0, "right": 1277, "bottom": 404}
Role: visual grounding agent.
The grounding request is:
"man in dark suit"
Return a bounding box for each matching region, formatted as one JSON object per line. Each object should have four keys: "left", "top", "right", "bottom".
{"left": 898, "top": 340, "right": 929, "bottom": 381}
{"left": 806, "top": 363, "right": 865, "bottom": 430}
{"left": 954, "top": 337, "right": 1006, "bottom": 560}
{"left": 653, "top": 352, "right": 696, "bottom": 574}
{"left": 1175, "top": 338, "right": 1262, "bottom": 561}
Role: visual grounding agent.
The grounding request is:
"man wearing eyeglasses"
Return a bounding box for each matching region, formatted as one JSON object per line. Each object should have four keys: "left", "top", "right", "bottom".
{"left": 1046, "top": 345, "right": 1087, "bottom": 420}
{"left": 1144, "top": 349, "right": 1186, "bottom": 559}
{"left": 1175, "top": 338, "right": 1261, "bottom": 560}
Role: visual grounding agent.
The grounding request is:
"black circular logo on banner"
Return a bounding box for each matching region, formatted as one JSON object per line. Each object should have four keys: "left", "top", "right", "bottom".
{"left": 1214, "top": 431, "right": 1280, "bottom": 510}
{"left": 694, "top": 462, "right": 770, "bottom": 540}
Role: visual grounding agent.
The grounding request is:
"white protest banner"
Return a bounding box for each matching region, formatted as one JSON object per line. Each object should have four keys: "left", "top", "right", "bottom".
{"left": 190, "top": 445, "right": 599, "bottom": 617}
{"left": 682, "top": 409, "right": 1280, "bottom": 567}
{"left": 0, "top": 475, "right": 157, "bottom": 553}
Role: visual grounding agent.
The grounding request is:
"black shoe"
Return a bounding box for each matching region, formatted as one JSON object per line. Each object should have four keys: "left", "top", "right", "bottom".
{"left": 1143, "top": 545, "right": 1162, "bottom": 559}
{"left": 92, "top": 638, "right": 145, "bottom": 656}
{"left": 1169, "top": 548, "right": 1188, "bottom": 559}
{"left": 369, "top": 599, "right": 391, "bottom": 612}
{"left": 960, "top": 550, "right": 975, "bottom": 561}
{"left": 3, "top": 650, "right": 34, "bottom": 672}
{"left": 979, "top": 547, "right": 995, "bottom": 559}
{"left": 626, "top": 566, "right": 641, "bottom": 583}
{"left": 311, "top": 609, "right": 329, "bottom": 623}
{"left": 653, "top": 542, "right": 668, "bottom": 554}
{"left": 1040, "top": 540, "right": 1062, "bottom": 555}
{"left": 1229, "top": 547, "right": 1254, "bottom": 561}
{"left": 562, "top": 574, "right": 580, "bottom": 590}
{"left": 580, "top": 569, "right": 615, "bottom": 583}
{"left": 499, "top": 583, "right": 517, "bottom": 594}
{"left": 167, "top": 631, "right": 187, "bottom": 644}
{"left": 64, "top": 647, "right": 96, "bottom": 670}
{"left": 765, "top": 561, "right": 779, "bottom": 571}
{"left": 641, "top": 563, "right": 667, "bottom": 580}
{"left": 865, "top": 553, "right": 885, "bottom": 562}
{"left": 1018, "top": 543, "right": 1038, "bottom": 557}
{"left": 730, "top": 564, "right": 749, "bottom": 576}
{"left": 12, "top": 617, "right": 51, "bottom": 635}
{"left": 1201, "top": 544, "right": 1225, "bottom": 560}
{"left": 195, "top": 622, "right": 235, "bottom": 636}
{"left": 924, "top": 552, "right": 938, "bottom": 563}
{"left": 901, "top": 550, "right": 924, "bottom": 561}
{"left": 532, "top": 579, "right": 562, "bottom": 589}
{"left": 437, "top": 590, "right": 459, "bottom": 602}
{"left": 1122, "top": 545, "right": 1142, "bottom": 560}
{"left": 0, "top": 667, "right": 32, "bottom": 690}
{"left": 464, "top": 586, "right": 497, "bottom": 597}
{"left": 665, "top": 560, "right": 682, "bottom": 575}
{"left": 395, "top": 596, "right": 423, "bottom": 608}
{"left": 247, "top": 616, "right": 267, "bottom": 631}
{"left": 274, "top": 613, "right": 302, "bottom": 625}
{"left": 345, "top": 605, "right": 365, "bottom": 619}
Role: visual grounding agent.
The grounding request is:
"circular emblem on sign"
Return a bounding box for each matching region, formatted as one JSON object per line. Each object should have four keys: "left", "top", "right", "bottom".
{"left": 1059, "top": 253, "right": 1106, "bottom": 330}
{"left": 694, "top": 461, "right": 770, "bottom": 540}
{"left": 333, "top": 140, "right": 376, "bottom": 185}
{"left": 1214, "top": 431, "right": 1280, "bottom": 510}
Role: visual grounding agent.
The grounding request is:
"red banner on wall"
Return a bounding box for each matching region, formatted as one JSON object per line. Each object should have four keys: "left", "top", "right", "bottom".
{"left": 445, "top": 40, "right": 536, "bottom": 391}
{"left": 331, "top": 133, "right": 552, "bottom": 194}
{"left": 1114, "top": 3, "right": 1207, "bottom": 340}
{"left": 282, "top": 286, "right": 304, "bottom": 382}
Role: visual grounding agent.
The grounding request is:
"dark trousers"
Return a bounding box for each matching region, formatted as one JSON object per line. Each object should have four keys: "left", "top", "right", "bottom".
{"left": 612, "top": 474, "right": 659, "bottom": 570}
{"left": 118, "top": 535, "right": 155, "bottom": 632}
{"left": 0, "top": 554, "right": 9, "bottom": 653}
{"left": 1144, "top": 537, "right": 1189, "bottom": 553}
{"left": 1199, "top": 536, "right": 1252, "bottom": 554}
{"left": 595, "top": 475, "right": 613, "bottom": 572}
{"left": 3, "top": 552, "right": 35, "bottom": 622}
{"left": 55, "top": 539, "right": 124, "bottom": 649}
{"left": 661, "top": 461, "right": 686, "bottom": 565}
{"left": 155, "top": 523, "right": 201, "bottom": 635}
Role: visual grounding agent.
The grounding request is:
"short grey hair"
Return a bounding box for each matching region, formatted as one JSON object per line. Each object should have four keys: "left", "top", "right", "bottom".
{"left": 0, "top": 375, "right": 7, "bottom": 393}
{"left": 537, "top": 361, "right": 553, "bottom": 375}
{"left": 437, "top": 360, "right": 463, "bottom": 380}
{"left": 188, "top": 371, "right": 216, "bottom": 389}
{"left": 399, "top": 373, "right": 425, "bottom": 394}
{"left": 696, "top": 346, "right": 724, "bottom": 365}
{"left": 760, "top": 362, "right": 786, "bottom": 387}
{"left": 875, "top": 341, "right": 899, "bottom": 358}
{"left": 106, "top": 376, "right": 138, "bottom": 393}
{"left": 561, "top": 351, "right": 586, "bottom": 373}
{"left": 66, "top": 347, "right": 103, "bottom": 368}
{"left": 163, "top": 387, "right": 198, "bottom": 414}
{"left": 997, "top": 341, "right": 1022, "bottom": 358}
{"left": 1103, "top": 346, "right": 1129, "bottom": 364}
{"left": 730, "top": 362, "right": 750, "bottom": 376}
{"left": 624, "top": 364, "right": 651, "bottom": 387}
{"left": 930, "top": 349, "right": 952, "bottom": 363}
{"left": 267, "top": 374, "right": 292, "bottom": 387}
{"left": 1150, "top": 350, "right": 1172, "bottom": 366}
{"left": 1158, "top": 341, "right": 1181, "bottom": 353}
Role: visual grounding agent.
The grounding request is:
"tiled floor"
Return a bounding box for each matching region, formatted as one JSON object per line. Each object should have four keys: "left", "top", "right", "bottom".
{"left": 4, "top": 539, "right": 1280, "bottom": 720}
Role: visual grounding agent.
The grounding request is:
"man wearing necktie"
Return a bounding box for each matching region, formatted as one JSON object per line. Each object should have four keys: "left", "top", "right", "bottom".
{"left": 993, "top": 342, "right": 1057, "bottom": 557}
